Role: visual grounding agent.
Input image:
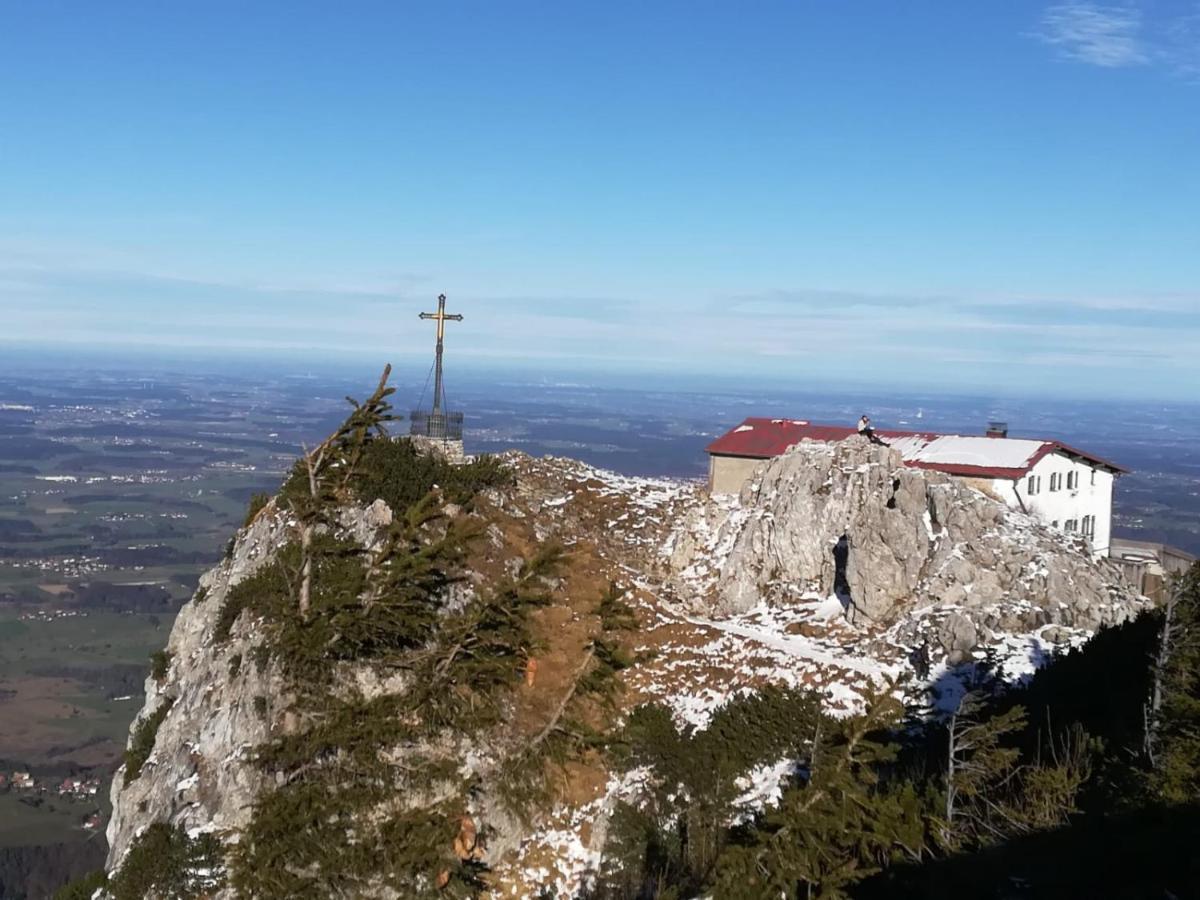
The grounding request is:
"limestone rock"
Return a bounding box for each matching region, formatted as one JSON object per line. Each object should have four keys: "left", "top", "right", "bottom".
{"left": 101, "top": 445, "right": 1148, "bottom": 898}
{"left": 105, "top": 506, "right": 295, "bottom": 872}
{"left": 669, "top": 436, "right": 1144, "bottom": 638}
{"left": 937, "top": 613, "right": 979, "bottom": 663}
{"left": 104, "top": 483, "right": 538, "bottom": 894}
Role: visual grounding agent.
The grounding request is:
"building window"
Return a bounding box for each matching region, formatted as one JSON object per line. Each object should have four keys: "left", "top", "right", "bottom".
{"left": 1064, "top": 519, "right": 1078, "bottom": 533}
{"left": 1067, "top": 472, "right": 1076, "bottom": 490}
{"left": 1027, "top": 475, "right": 1037, "bottom": 495}
{"left": 1091, "top": 469, "right": 1096, "bottom": 486}
{"left": 1049, "top": 473, "right": 1059, "bottom": 492}
{"left": 1082, "top": 515, "right": 1095, "bottom": 538}
{"left": 1052, "top": 520, "right": 1059, "bottom": 528}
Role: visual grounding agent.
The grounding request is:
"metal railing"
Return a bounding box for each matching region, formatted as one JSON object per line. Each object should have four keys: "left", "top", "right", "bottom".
{"left": 409, "top": 410, "right": 464, "bottom": 441}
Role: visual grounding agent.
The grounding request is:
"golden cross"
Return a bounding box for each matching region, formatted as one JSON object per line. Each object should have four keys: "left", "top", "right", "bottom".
{"left": 419, "top": 293, "right": 463, "bottom": 343}
{"left": 419, "top": 293, "right": 462, "bottom": 416}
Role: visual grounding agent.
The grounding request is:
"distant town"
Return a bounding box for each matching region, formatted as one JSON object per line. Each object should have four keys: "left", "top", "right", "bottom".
{"left": 1, "top": 770, "right": 104, "bottom": 831}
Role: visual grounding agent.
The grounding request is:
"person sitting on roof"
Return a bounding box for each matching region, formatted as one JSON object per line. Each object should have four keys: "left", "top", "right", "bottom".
{"left": 857, "top": 415, "right": 888, "bottom": 446}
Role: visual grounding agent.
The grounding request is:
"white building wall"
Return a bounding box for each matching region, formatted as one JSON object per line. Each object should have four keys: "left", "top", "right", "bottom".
{"left": 1000, "top": 452, "right": 1115, "bottom": 557}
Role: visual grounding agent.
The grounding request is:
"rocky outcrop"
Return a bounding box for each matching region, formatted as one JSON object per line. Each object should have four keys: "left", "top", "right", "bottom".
{"left": 102, "top": 454, "right": 655, "bottom": 897}
{"left": 668, "top": 438, "right": 1143, "bottom": 652}
{"left": 103, "top": 445, "right": 1148, "bottom": 896}
{"left": 105, "top": 507, "right": 293, "bottom": 870}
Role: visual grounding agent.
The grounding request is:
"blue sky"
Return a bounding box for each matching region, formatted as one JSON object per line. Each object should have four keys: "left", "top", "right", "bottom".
{"left": 1, "top": 1, "right": 1198, "bottom": 398}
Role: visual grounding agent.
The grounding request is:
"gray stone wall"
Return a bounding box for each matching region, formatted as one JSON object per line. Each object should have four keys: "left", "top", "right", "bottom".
{"left": 708, "top": 454, "right": 763, "bottom": 494}
{"left": 409, "top": 435, "right": 467, "bottom": 464}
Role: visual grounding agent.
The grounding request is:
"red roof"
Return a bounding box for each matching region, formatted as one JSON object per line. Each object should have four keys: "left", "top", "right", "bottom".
{"left": 705, "top": 418, "right": 1129, "bottom": 480}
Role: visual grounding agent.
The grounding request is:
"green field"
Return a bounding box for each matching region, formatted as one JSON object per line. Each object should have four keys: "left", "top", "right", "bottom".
{"left": 0, "top": 611, "right": 173, "bottom": 775}
{"left": 0, "top": 368, "right": 338, "bottom": 878}
{"left": 0, "top": 611, "right": 173, "bottom": 677}
{"left": 0, "top": 465, "right": 282, "bottom": 609}
{"left": 0, "top": 791, "right": 107, "bottom": 849}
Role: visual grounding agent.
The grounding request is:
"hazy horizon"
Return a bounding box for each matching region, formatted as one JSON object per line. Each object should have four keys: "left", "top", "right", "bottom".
{"left": 5, "top": 338, "right": 1199, "bottom": 408}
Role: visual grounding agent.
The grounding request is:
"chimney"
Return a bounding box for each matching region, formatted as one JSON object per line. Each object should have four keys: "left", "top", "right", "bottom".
{"left": 986, "top": 421, "right": 1008, "bottom": 438}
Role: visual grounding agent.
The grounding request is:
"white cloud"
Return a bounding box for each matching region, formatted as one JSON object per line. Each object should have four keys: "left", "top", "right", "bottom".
{"left": 1034, "top": 2, "right": 1200, "bottom": 78}
{"left": 1163, "top": 5, "right": 1200, "bottom": 77}
{"left": 1037, "top": 2, "right": 1149, "bottom": 67}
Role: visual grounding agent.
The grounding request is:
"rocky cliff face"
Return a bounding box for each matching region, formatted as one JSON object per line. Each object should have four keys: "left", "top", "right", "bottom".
{"left": 102, "top": 439, "right": 1146, "bottom": 898}
{"left": 106, "top": 500, "right": 405, "bottom": 872}
{"left": 105, "top": 508, "right": 291, "bottom": 870}
{"left": 667, "top": 438, "right": 1141, "bottom": 662}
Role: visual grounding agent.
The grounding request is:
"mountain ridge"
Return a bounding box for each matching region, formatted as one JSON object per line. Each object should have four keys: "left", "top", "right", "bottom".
{"left": 95, "top": 429, "right": 1145, "bottom": 898}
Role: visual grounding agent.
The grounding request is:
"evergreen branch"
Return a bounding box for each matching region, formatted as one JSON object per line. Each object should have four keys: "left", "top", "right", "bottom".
{"left": 529, "top": 647, "right": 596, "bottom": 751}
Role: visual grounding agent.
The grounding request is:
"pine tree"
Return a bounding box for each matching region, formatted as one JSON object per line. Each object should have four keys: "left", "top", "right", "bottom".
{"left": 284, "top": 364, "right": 397, "bottom": 620}
{"left": 1147, "top": 562, "right": 1200, "bottom": 803}
{"left": 938, "top": 692, "right": 1090, "bottom": 851}
{"left": 939, "top": 692, "right": 1024, "bottom": 850}
{"left": 711, "top": 683, "right": 928, "bottom": 900}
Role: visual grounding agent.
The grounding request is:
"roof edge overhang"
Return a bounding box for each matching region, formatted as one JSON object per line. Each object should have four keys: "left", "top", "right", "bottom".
{"left": 705, "top": 447, "right": 775, "bottom": 459}
{"left": 1044, "top": 443, "right": 1130, "bottom": 475}
{"left": 706, "top": 418, "right": 1132, "bottom": 477}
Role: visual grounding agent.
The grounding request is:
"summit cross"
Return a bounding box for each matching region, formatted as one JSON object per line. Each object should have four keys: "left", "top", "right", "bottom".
{"left": 419, "top": 293, "right": 463, "bottom": 415}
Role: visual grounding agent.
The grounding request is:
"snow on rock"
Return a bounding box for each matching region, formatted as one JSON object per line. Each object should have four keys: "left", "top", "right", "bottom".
{"left": 104, "top": 446, "right": 1150, "bottom": 900}
{"left": 625, "top": 596, "right": 903, "bottom": 729}
{"left": 666, "top": 437, "right": 1145, "bottom": 644}
{"left": 731, "top": 758, "right": 800, "bottom": 824}
{"left": 493, "top": 768, "right": 652, "bottom": 898}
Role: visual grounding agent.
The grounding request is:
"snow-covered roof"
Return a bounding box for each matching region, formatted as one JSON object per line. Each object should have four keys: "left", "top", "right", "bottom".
{"left": 886, "top": 434, "right": 1048, "bottom": 469}
{"left": 705, "top": 418, "right": 1128, "bottom": 479}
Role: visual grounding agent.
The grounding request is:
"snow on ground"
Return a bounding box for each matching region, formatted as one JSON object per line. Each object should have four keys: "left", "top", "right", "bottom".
{"left": 911, "top": 622, "right": 1094, "bottom": 714}
{"left": 627, "top": 595, "right": 905, "bottom": 729}
{"left": 632, "top": 566, "right": 1102, "bottom": 732}
{"left": 490, "top": 451, "right": 1126, "bottom": 897}
{"left": 521, "top": 454, "right": 692, "bottom": 512}
{"left": 508, "top": 454, "right": 697, "bottom": 556}
{"left": 570, "top": 466, "right": 692, "bottom": 510}
{"left": 731, "top": 758, "right": 800, "bottom": 825}
{"left": 511, "top": 453, "right": 1095, "bottom": 731}
{"left": 496, "top": 768, "right": 652, "bottom": 898}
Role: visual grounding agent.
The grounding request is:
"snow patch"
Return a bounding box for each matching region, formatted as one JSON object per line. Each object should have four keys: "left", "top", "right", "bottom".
{"left": 731, "top": 758, "right": 799, "bottom": 824}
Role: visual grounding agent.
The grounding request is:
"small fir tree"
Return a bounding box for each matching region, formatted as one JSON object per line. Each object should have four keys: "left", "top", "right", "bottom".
{"left": 710, "top": 684, "right": 927, "bottom": 900}
{"left": 1147, "top": 563, "right": 1200, "bottom": 803}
